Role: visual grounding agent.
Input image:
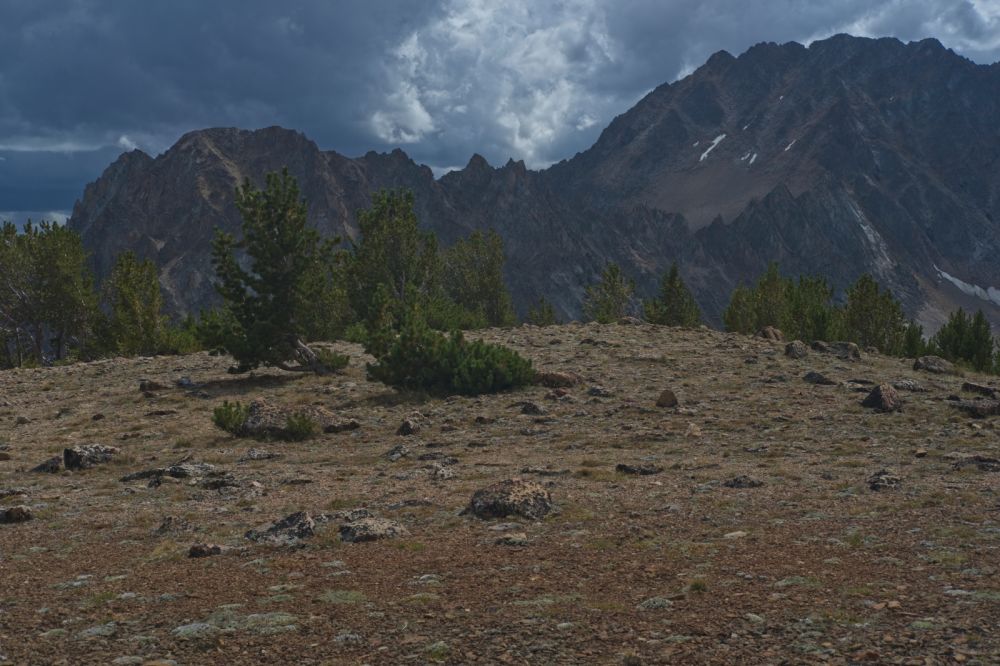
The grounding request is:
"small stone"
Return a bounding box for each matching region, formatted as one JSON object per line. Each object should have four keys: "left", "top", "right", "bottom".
{"left": 616, "top": 463, "right": 663, "bottom": 476}
{"left": 861, "top": 383, "right": 903, "bottom": 413}
{"left": 535, "top": 371, "right": 581, "bottom": 388}
{"left": 0, "top": 505, "right": 33, "bottom": 524}
{"left": 723, "top": 475, "right": 763, "bottom": 489}
{"left": 138, "top": 379, "right": 168, "bottom": 392}
{"left": 656, "top": 389, "right": 678, "bottom": 408}
{"left": 724, "top": 530, "right": 748, "bottom": 539}
{"left": 339, "top": 518, "right": 408, "bottom": 543}
{"left": 914, "top": 448, "right": 928, "bottom": 458}
{"left": 495, "top": 532, "right": 529, "bottom": 546}
{"left": 396, "top": 419, "right": 419, "bottom": 436}
{"left": 246, "top": 511, "right": 316, "bottom": 545}
{"left": 637, "top": 597, "right": 674, "bottom": 610}
{"left": 188, "top": 543, "right": 229, "bottom": 558}
{"left": 14, "top": 416, "right": 29, "bottom": 425}
{"left": 803, "top": 371, "right": 836, "bottom": 385}
{"left": 324, "top": 419, "right": 360, "bottom": 434}
{"left": 464, "top": 478, "right": 553, "bottom": 520}
{"left": 588, "top": 386, "right": 612, "bottom": 397}
{"left": 784, "top": 340, "right": 808, "bottom": 359}
{"left": 519, "top": 402, "right": 545, "bottom": 415}
{"left": 77, "top": 622, "right": 117, "bottom": 639}
{"left": 892, "top": 379, "right": 927, "bottom": 392}
{"left": 868, "top": 469, "right": 901, "bottom": 491}
{"left": 239, "top": 448, "right": 282, "bottom": 462}
{"left": 386, "top": 444, "right": 410, "bottom": 462}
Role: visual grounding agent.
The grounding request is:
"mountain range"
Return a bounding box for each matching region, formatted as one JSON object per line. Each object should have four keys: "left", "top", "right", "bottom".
{"left": 68, "top": 34, "right": 1000, "bottom": 331}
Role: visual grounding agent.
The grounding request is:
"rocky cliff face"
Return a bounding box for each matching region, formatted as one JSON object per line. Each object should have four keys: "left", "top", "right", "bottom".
{"left": 69, "top": 34, "right": 1000, "bottom": 330}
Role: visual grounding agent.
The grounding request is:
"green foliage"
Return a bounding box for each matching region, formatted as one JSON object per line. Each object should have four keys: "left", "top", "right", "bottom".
{"left": 366, "top": 307, "right": 534, "bottom": 395}
{"left": 283, "top": 413, "right": 319, "bottom": 441}
{"left": 314, "top": 347, "right": 350, "bottom": 371}
{"left": 212, "top": 401, "right": 249, "bottom": 435}
{"left": 103, "top": 251, "right": 166, "bottom": 356}
{"left": 930, "top": 309, "right": 996, "bottom": 372}
{"left": 785, "top": 276, "right": 836, "bottom": 343}
{"left": 347, "top": 189, "right": 441, "bottom": 330}
{"left": 0, "top": 220, "right": 98, "bottom": 365}
{"left": 211, "top": 169, "right": 338, "bottom": 372}
{"left": 903, "top": 321, "right": 927, "bottom": 358}
{"left": 583, "top": 262, "right": 635, "bottom": 323}
{"left": 722, "top": 285, "right": 756, "bottom": 334}
{"left": 441, "top": 230, "right": 516, "bottom": 327}
{"left": 644, "top": 263, "right": 701, "bottom": 326}
{"left": 839, "top": 274, "right": 907, "bottom": 354}
{"left": 526, "top": 297, "right": 558, "bottom": 326}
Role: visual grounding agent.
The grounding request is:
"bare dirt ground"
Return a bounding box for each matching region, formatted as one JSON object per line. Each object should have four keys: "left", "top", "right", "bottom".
{"left": 1, "top": 323, "right": 998, "bottom": 665}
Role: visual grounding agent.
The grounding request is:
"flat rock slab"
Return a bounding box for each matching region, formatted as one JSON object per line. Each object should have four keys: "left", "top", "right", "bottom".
{"left": 616, "top": 463, "right": 663, "bottom": 476}
{"left": 464, "top": 478, "right": 553, "bottom": 520}
{"left": 951, "top": 399, "right": 1000, "bottom": 418}
{"left": 246, "top": 511, "right": 315, "bottom": 546}
{"left": 914, "top": 355, "right": 956, "bottom": 375}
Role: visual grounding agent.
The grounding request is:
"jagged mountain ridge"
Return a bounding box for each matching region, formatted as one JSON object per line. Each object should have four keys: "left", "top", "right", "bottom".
{"left": 69, "top": 34, "right": 1000, "bottom": 330}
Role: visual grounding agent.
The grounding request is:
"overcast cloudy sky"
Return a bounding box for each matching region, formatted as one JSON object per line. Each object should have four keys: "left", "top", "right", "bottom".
{"left": 1, "top": 0, "right": 999, "bottom": 223}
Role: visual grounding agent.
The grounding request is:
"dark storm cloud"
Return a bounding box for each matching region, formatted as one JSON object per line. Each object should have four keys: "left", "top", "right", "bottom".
{"left": 0, "top": 0, "right": 998, "bottom": 216}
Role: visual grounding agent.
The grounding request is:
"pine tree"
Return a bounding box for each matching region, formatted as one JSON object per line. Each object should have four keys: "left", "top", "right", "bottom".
{"left": 753, "top": 262, "right": 789, "bottom": 332}
{"left": 785, "top": 276, "right": 835, "bottom": 342}
{"left": 644, "top": 263, "right": 701, "bottom": 326}
{"left": 526, "top": 297, "right": 558, "bottom": 326}
{"left": 211, "top": 168, "right": 336, "bottom": 373}
{"left": 840, "top": 274, "right": 906, "bottom": 354}
{"left": 903, "top": 321, "right": 926, "bottom": 358}
{"left": 103, "top": 251, "right": 165, "bottom": 356}
{"left": 441, "top": 230, "right": 516, "bottom": 328}
{"left": 583, "top": 262, "right": 635, "bottom": 323}
{"left": 723, "top": 285, "right": 756, "bottom": 334}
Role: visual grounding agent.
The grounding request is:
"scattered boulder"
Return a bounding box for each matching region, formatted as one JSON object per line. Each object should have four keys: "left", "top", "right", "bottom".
{"left": 803, "top": 371, "right": 836, "bottom": 386}
{"left": 495, "top": 532, "right": 529, "bottom": 547}
{"left": 723, "top": 475, "right": 764, "bottom": 488}
{"left": 0, "top": 505, "right": 32, "bottom": 524}
{"left": 810, "top": 341, "right": 831, "bottom": 353}
{"left": 951, "top": 399, "right": 1000, "bottom": 418}
{"left": 154, "top": 516, "right": 196, "bottom": 535}
{"left": 339, "top": 517, "right": 408, "bottom": 543}
{"left": 619, "top": 316, "right": 643, "bottom": 325}
{"left": 861, "top": 384, "right": 903, "bottom": 413}
{"left": 535, "top": 371, "right": 581, "bottom": 388}
{"left": 893, "top": 379, "right": 927, "bottom": 392}
{"left": 63, "top": 444, "right": 119, "bottom": 471}
{"left": 616, "top": 463, "right": 663, "bottom": 476}
{"left": 239, "top": 448, "right": 282, "bottom": 462}
{"left": 756, "top": 326, "right": 784, "bottom": 342}
{"left": 784, "top": 340, "right": 808, "bottom": 359}
{"left": 868, "top": 469, "right": 901, "bottom": 491}
{"left": 656, "top": 389, "right": 679, "bottom": 408}
{"left": 829, "top": 342, "right": 861, "bottom": 360}
{"left": 245, "top": 511, "right": 316, "bottom": 546}
{"left": 242, "top": 398, "right": 336, "bottom": 439}
{"left": 121, "top": 462, "right": 217, "bottom": 483}
{"left": 396, "top": 419, "right": 419, "bottom": 436}
{"left": 962, "top": 382, "right": 998, "bottom": 398}
{"left": 464, "top": 478, "right": 553, "bottom": 520}
{"left": 138, "top": 379, "right": 168, "bottom": 392}
{"left": 30, "top": 456, "right": 63, "bottom": 474}
{"left": 324, "top": 419, "right": 360, "bottom": 434}
{"left": 588, "top": 386, "right": 612, "bottom": 397}
{"left": 951, "top": 455, "right": 1000, "bottom": 472}
{"left": 188, "top": 543, "right": 230, "bottom": 558}
{"left": 386, "top": 444, "right": 410, "bottom": 462}
{"left": 914, "top": 356, "right": 956, "bottom": 375}
{"left": 0, "top": 488, "right": 27, "bottom": 500}
{"left": 14, "top": 416, "right": 29, "bottom": 425}
{"left": 519, "top": 402, "right": 545, "bottom": 416}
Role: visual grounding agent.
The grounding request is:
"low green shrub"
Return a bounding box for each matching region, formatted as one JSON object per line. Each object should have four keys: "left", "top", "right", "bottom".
{"left": 283, "top": 413, "right": 319, "bottom": 441}
{"left": 212, "top": 400, "right": 248, "bottom": 435}
{"left": 366, "top": 310, "right": 534, "bottom": 395}
{"left": 314, "top": 348, "right": 350, "bottom": 372}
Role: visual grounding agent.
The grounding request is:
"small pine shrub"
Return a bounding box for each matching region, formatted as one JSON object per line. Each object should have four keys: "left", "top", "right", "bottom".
{"left": 283, "top": 413, "right": 319, "bottom": 441}
{"left": 212, "top": 401, "right": 249, "bottom": 435}
{"left": 366, "top": 310, "right": 534, "bottom": 395}
{"left": 314, "top": 348, "right": 350, "bottom": 372}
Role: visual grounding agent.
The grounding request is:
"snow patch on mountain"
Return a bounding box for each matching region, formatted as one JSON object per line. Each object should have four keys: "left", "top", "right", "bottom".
{"left": 699, "top": 134, "right": 726, "bottom": 162}
{"left": 934, "top": 265, "right": 1000, "bottom": 307}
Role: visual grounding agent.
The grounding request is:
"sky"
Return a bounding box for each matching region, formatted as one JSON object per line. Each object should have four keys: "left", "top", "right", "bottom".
{"left": 1, "top": 0, "right": 999, "bottom": 225}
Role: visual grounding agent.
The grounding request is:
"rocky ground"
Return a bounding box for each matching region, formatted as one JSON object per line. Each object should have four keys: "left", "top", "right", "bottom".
{"left": 1, "top": 323, "right": 998, "bottom": 665}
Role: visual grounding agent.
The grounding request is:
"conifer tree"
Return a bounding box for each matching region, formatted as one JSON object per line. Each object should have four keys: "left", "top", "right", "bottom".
{"left": 211, "top": 168, "right": 335, "bottom": 373}
{"left": 723, "top": 284, "right": 756, "bottom": 334}
{"left": 583, "top": 262, "right": 635, "bottom": 323}
{"left": 526, "top": 297, "right": 558, "bottom": 326}
{"left": 104, "top": 251, "right": 165, "bottom": 356}
{"left": 441, "top": 230, "right": 516, "bottom": 328}
{"left": 840, "top": 274, "right": 906, "bottom": 354}
{"left": 644, "top": 262, "right": 701, "bottom": 326}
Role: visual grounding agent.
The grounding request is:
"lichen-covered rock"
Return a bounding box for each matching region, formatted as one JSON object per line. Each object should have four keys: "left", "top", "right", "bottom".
{"left": 339, "top": 518, "right": 408, "bottom": 543}
{"left": 63, "top": 444, "right": 119, "bottom": 470}
{"left": 951, "top": 399, "right": 1000, "bottom": 418}
{"left": 245, "top": 511, "right": 315, "bottom": 545}
{"left": 188, "top": 543, "right": 230, "bottom": 558}
{"left": 464, "top": 478, "right": 553, "bottom": 520}
{"left": 0, "top": 505, "right": 33, "bottom": 523}
{"left": 829, "top": 341, "right": 861, "bottom": 360}
{"left": 861, "top": 383, "right": 903, "bottom": 413}
{"left": 396, "top": 419, "right": 419, "bottom": 436}
{"left": 784, "top": 340, "right": 808, "bottom": 359}
{"left": 868, "top": 469, "right": 901, "bottom": 491}
{"left": 913, "top": 355, "right": 956, "bottom": 375}
{"left": 242, "top": 398, "right": 337, "bottom": 439}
